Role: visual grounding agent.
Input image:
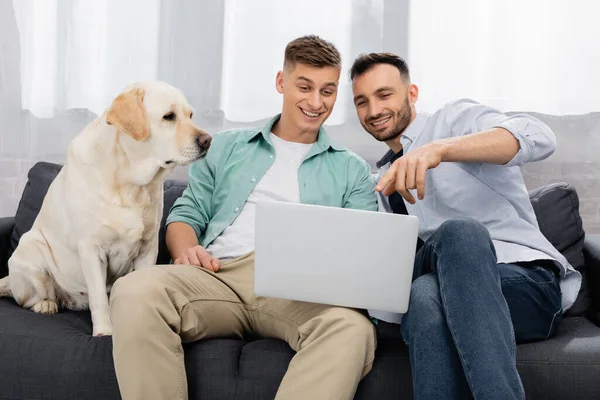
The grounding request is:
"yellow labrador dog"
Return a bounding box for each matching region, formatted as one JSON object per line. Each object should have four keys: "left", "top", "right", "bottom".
{"left": 0, "top": 81, "right": 211, "bottom": 336}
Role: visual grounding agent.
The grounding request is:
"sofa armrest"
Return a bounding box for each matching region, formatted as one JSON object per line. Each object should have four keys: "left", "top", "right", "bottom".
{"left": 583, "top": 234, "right": 600, "bottom": 326}
{"left": 0, "top": 217, "right": 15, "bottom": 278}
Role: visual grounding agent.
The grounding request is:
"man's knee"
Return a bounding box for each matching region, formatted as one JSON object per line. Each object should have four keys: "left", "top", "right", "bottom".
{"left": 318, "top": 308, "right": 376, "bottom": 353}
{"left": 437, "top": 218, "right": 490, "bottom": 242}
{"left": 432, "top": 218, "right": 495, "bottom": 264}
{"left": 341, "top": 308, "right": 375, "bottom": 333}
{"left": 347, "top": 310, "right": 377, "bottom": 346}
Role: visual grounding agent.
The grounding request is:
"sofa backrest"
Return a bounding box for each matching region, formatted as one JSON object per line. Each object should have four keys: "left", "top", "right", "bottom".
{"left": 158, "top": 180, "right": 187, "bottom": 264}
{"left": 7, "top": 162, "right": 188, "bottom": 264}
{"left": 7, "top": 161, "right": 590, "bottom": 313}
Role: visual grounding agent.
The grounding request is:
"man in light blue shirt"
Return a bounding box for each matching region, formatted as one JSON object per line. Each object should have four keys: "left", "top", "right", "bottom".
{"left": 351, "top": 53, "right": 580, "bottom": 399}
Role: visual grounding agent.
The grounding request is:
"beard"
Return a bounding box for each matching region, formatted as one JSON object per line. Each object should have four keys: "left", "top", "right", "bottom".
{"left": 365, "top": 96, "right": 413, "bottom": 143}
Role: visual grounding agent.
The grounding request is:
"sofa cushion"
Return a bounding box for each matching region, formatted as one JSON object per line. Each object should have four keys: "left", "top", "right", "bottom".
{"left": 528, "top": 182, "right": 589, "bottom": 315}
{"left": 584, "top": 234, "right": 600, "bottom": 320}
{"left": 516, "top": 317, "right": 600, "bottom": 399}
{"left": 0, "top": 298, "right": 120, "bottom": 400}
{"left": 2, "top": 297, "right": 599, "bottom": 400}
{"left": 9, "top": 162, "right": 62, "bottom": 258}
{"left": 528, "top": 182, "right": 586, "bottom": 270}
{"left": 0, "top": 217, "right": 15, "bottom": 278}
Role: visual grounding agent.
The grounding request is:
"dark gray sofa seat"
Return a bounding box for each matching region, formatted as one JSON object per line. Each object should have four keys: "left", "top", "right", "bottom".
{"left": 1, "top": 161, "right": 600, "bottom": 400}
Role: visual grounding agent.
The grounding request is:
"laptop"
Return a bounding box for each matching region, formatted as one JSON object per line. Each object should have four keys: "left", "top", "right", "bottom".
{"left": 254, "top": 201, "right": 419, "bottom": 314}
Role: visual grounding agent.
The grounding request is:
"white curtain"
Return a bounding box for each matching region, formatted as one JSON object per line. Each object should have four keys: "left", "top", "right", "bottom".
{"left": 408, "top": 0, "right": 600, "bottom": 115}
{"left": 0, "top": 0, "right": 390, "bottom": 217}
{"left": 13, "top": 0, "right": 383, "bottom": 125}
{"left": 1, "top": 0, "right": 599, "bottom": 220}
{"left": 14, "top": 0, "right": 162, "bottom": 119}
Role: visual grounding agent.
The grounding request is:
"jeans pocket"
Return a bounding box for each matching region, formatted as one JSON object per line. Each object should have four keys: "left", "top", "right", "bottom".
{"left": 526, "top": 264, "right": 557, "bottom": 284}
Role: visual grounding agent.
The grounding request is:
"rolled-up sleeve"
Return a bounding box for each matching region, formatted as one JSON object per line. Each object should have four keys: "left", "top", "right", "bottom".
{"left": 166, "top": 140, "right": 220, "bottom": 239}
{"left": 495, "top": 113, "right": 557, "bottom": 167}
{"left": 343, "top": 157, "right": 378, "bottom": 212}
{"left": 444, "top": 99, "right": 557, "bottom": 167}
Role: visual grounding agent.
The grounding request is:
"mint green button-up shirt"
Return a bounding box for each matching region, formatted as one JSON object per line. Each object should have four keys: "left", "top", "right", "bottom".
{"left": 166, "top": 114, "right": 378, "bottom": 247}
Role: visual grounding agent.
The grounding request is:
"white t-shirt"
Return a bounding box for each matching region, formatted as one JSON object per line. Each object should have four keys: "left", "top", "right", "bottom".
{"left": 206, "top": 133, "right": 313, "bottom": 260}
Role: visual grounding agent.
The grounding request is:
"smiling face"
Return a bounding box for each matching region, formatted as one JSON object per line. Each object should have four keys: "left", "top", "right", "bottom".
{"left": 276, "top": 63, "right": 340, "bottom": 134}
{"left": 351, "top": 63, "right": 418, "bottom": 145}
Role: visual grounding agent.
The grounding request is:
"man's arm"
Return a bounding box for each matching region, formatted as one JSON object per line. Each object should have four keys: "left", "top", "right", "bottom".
{"left": 165, "top": 222, "right": 199, "bottom": 261}
{"left": 434, "top": 127, "right": 520, "bottom": 165}
{"left": 165, "top": 138, "right": 222, "bottom": 271}
{"left": 377, "top": 99, "right": 557, "bottom": 202}
{"left": 440, "top": 99, "right": 557, "bottom": 166}
{"left": 166, "top": 159, "right": 214, "bottom": 240}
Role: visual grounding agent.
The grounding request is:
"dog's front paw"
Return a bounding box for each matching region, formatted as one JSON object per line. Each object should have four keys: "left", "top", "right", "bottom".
{"left": 93, "top": 324, "right": 113, "bottom": 337}
{"left": 31, "top": 300, "right": 58, "bottom": 314}
{"left": 92, "top": 313, "right": 113, "bottom": 337}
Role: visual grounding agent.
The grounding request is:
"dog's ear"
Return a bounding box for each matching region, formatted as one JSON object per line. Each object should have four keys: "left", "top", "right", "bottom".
{"left": 106, "top": 88, "right": 149, "bottom": 141}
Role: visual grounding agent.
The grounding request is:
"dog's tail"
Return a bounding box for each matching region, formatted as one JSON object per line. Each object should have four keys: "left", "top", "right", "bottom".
{"left": 0, "top": 276, "right": 11, "bottom": 297}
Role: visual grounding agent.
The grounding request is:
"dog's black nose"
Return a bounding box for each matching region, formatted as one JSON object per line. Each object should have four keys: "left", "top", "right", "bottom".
{"left": 196, "top": 134, "right": 212, "bottom": 148}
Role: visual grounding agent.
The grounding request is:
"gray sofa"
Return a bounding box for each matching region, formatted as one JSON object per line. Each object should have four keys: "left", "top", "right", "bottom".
{"left": 1, "top": 161, "right": 599, "bottom": 400}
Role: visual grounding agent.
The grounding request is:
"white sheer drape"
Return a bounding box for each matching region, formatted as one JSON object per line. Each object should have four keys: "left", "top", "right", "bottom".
{"left": 1, "top": 0, "right": 599, "bottom": 223}
{"left": 0, "top": 0, "right": 390, "bottom": 216}
{"left": 408, "top": 0, "right": 600, "bottom": 114}
{"left": 15, "top": 0, "right": 169, "bottom": 118}
{"left": 13, "top": 0, "right": 383, "bottom": 125}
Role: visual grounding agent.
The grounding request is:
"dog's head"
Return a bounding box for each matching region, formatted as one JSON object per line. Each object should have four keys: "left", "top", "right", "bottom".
{"left": 105, "top": 81, "right": 211, "bottom": 168}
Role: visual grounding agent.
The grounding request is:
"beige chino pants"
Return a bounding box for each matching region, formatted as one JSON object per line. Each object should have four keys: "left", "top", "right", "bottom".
{"left": 110, "top": 252, "right": 376, "bottom": 400}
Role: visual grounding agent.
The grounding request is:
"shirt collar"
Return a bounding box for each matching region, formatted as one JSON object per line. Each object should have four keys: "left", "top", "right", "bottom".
{"left": 375, "top": 112, "right": 430, "bottom": 168}
{"left": 248, "top": 114, "right": 345, "bottom": 152}
{"left": 401, "top": 112, "right": 430, "bottom": 144}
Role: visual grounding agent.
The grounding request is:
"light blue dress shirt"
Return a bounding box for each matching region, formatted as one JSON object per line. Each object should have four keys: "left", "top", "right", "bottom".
{"left": 374, "top": 99, "right": 581, "bottom": 321}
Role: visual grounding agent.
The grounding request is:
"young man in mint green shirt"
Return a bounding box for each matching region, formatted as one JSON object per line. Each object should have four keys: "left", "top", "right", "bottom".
{"left": 109, "top": 35, "right": 378, "bottom": 400}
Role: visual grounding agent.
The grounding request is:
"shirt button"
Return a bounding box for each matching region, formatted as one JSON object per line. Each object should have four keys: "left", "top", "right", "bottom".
{"left": 235, "top": 207, "right": 240, "bottom": 212}
{"left": 251, "top": 178, "right": 256, "bottom": 183}
{"left": 269, "top": 155, "right": 274, "bottom": 159}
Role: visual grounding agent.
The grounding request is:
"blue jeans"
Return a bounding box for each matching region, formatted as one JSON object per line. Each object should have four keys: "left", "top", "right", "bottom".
{"left": 401, "top": 219, "right": 563, "bottom": 400}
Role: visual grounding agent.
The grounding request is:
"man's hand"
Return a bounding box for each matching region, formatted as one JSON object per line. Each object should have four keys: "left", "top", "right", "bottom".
{"left": 376, "top": 141, "right": 445, "bottom": 204}
{"left": 166, "top": 222, "right": 220, "bottom": 272}
{"left": 174, "top": 245, "right": 221, "bottom": 272}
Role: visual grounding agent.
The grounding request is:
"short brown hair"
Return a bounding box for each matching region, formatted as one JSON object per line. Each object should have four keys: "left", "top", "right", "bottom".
{"left": 350, "top": 52, "right": 410, "bottom": 82}
{"left": 284, "top": 35, "right": 341, "bottom": 70}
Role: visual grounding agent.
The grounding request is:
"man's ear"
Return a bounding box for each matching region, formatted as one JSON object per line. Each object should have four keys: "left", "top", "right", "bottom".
{"left": 275, "top": 71, "right": 284, "bottom": 94}
{"left": 106, "top": 88, "right": 149, "bottom": 141}
{"left": 408, "top": 84, "right": 419, "bottom": 107}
